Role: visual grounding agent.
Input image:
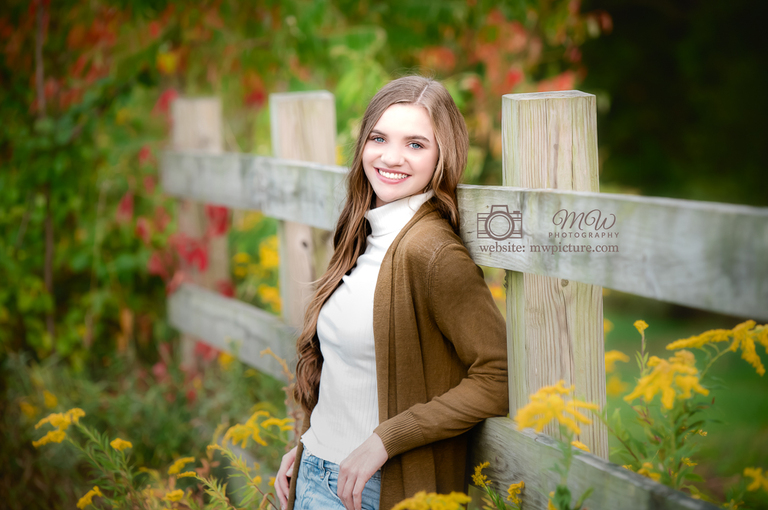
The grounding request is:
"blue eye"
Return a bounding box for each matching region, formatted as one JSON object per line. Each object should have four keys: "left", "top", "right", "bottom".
{"left": 409, "top": 142, "right": 423, "bottom": 149}
{"left": 371, "top": 136, "right": 385, "bottom": 143}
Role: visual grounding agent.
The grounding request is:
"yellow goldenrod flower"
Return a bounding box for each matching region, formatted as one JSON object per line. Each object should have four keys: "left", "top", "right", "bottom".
{"left": 110, "top": 438, "right": 132, "bottom": 452}
{"left": 177, "top": 471, "right": 197, "bottom": 478}
{"left": 506, "top": 480, "right": 524, "bottom": 505}
{"left": 223, "top": 411, "right": 269, "bottom": 448}
{"left": 218, "top": 351, "right": 235, "bottom": 371}
{"left": 681, "top": 457, "right": 697, "bottom": 467}
{"left": 232, "top": 252, "right": 251, "bottom": 264}
{"left": 391, "top": 490, "right": 471, "bottom": 510}
{"left": 32, "top": 429, "right": 67, "bottom": 448}
{"left": 606, "top": 375, "right": 629, "bottom": 397}
{"left": 547, "top": 491, "right": 557, "bottom": 510}
{"left": 259, "top": 236, "right": 279, "bottom": 270}
{"left": 77, "top": 486, "right": 103, "bottom": 509}
{"left": 667, "top": 321, "right": 768, "bottom": 376}
{"left": 207, "top": 444, "right": 222, "bottom": 451}
{"left": 20, "top": 401, "right": 39, "bottom": 419}
{"left": 269, "top": 477, "right": 276, "bottom": 487}
{"left": 234, "top": 266, "right": 248, "bottom": 278}
{"left": 605, "top": 350, "right": 630, "bottom": 373}
{"left": 624, "top": 350, "right": 708, "bottom": 409}
{"left": 622, "top": 465, "right": 634, "bottom": 471}
{"left": 67, "top": 408, "right": 85, "bottom": 423}
{"left": 251, "top": 475, "right": 262, "bottom": 486}
{"left": 163, "top": 489, "right": 184, "bottom": 502}
{"left": 43, "top": 390, "right": 58, "bottom": 409}
{"left": 260, "top": 417, "right": 294, "bottom": 429}
{"left": 514, "top": 381, "right": 599, "bottom": 435}
{"left": 471, "top": 461, "right": 490, "bottom": 488}
{"left": 258, "top": 284, "right": 281, "bottom": 312}
{"left": 35, "top": 412, "right": 70, "bottom": 431}
{"left": 634, "top": 320, "right": 649, "bottom": 335}
{"left": 637, "top": 462, "right": 661, "bottom": 482}
{"left": 571, "top": 440, "right": 590, "bottom": 452}
{"left": 259, "top": 348, "right": 294, "bottom": 381}
{"left": 744, "top": 467, "right": 768, "bottom": 492}
{"left": 167, "top": 457, "right": 195, "bottom": 475}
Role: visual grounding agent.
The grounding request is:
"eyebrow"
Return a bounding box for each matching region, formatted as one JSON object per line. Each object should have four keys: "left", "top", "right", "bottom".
{"left": 370, "top": 130, "right": 432, "bottom": 144}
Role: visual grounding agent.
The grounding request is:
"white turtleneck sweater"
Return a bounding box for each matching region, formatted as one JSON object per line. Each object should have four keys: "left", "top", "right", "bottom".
{"left": 300, "top": 191, "right": 434, "bottom": 465}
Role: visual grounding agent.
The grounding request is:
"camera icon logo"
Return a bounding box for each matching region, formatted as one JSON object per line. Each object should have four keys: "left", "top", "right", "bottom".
{"left": 477, "top": 205, "right": 523, "bottom": 240}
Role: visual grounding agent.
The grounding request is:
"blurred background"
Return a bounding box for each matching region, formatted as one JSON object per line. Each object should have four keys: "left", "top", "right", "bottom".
{"left": 1, "top": 0, "right": 766, "bottom": 508}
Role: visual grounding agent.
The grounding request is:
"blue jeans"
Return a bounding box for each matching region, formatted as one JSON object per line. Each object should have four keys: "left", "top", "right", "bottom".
{"left": 294, "top": 451, "right": 381, "bottom": 510}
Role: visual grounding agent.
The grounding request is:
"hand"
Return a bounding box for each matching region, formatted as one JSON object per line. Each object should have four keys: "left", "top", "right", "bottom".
{"left": 275, "top": 445, "right": 297, "bottom": 510}
{"left": 337, "top": 433, "right": 388, "bottom": 510}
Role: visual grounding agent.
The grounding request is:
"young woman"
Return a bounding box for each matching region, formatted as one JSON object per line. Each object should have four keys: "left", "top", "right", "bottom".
{"left": 274, "top": 76, "right": 509, "bottom": 510}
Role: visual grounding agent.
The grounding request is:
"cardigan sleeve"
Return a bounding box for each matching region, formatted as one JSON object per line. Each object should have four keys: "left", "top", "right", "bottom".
{"left": 373, "top": 241, "right": 509, "bottom": 458}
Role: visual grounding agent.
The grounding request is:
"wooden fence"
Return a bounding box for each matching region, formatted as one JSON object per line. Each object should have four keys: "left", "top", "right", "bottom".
{"left": 160, "top": 89, "right": 768, "bottom": 510}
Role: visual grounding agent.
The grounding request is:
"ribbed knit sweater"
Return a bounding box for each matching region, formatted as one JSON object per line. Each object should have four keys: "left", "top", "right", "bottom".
{"left": 300, "top": 191, "right": 434, "bottom": 465}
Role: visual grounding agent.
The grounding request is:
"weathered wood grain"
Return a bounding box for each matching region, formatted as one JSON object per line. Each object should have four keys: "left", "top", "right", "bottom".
{"left": 161, "top": 151, "right": 347, "bottom": 231}
{"left": 168, "top": 283, "right": 297, "bottom": 383}
{"left": 502, "top": 91, "right": 607, "bottom": 458}
{"left": 171, "top": 97, "right": 227, "bottom": 369}
{"left": 459, "top": 185, "right": 768, "bottom": 321}
{"left": 469, "top": 418, "right": 719, "bottom": 510}
{"left": 270, "top": 91, "right": 338, "bottom": 328}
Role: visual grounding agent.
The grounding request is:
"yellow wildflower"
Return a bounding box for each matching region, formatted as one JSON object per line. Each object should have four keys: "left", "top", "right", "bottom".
{"left": 224, "top": 411, "right": 270, "bottom": 448}
{"left": 634, "top": 320, "right": 649, "bottom": 335}
{"left": 260, "top": 348, "right": 294, "bottom": 381}
{"left": 168, "top": 457, "right": 195, "bottom": 475}
{"left": 163, "top": 489, "right": 184, "bottom": 502}
{"left": 251, "top": 475, "right": 262, "bottom": 485}
{"left": 624, "top": 350, "right": 708, "bottom": 409}
{"left": 259, "top": 236, "right": 279, "bottom": 270}
{"left": 258, "top": 284, "right": 281, "bottom": 312}
{"left": 260, "top": 417, "right": 294, "bottom": 430}
{"left": 605, "top": 350, "right": 630, "bottom": 373}
{"left": 207, "top": 444, "right": 222, "bottom": 452}
{"left": 514, "top": 380, "right": 600, "bottom": 435}
{"left": 67, "top": 408, "right": 85, "bottom": 423}
{"left": 43, "top": 390, "right": 58, "bottom": 409}
{"left": 681, "top": 457, "right": 697, "bottom": 467}
{"left": 20, "top": 401, "right": 39, "bottom": 419}
{"left": 232, "top": 252, "right": 251, "bottom": 264}
{"left": 667, "top": 321, "right": 768, "bottom": 377}
{"left": 76, "top": 486, "right": 103, "bottom": 509}
{"left": 547, "top": 491, "right": 557, "bottom": 510}
{"left": 269, "top": 476, "right": 276, "bottom": 487}
{"left": 744, "top": 467, "right": 768, "bottom": 492}
{"left": 35, "top": 412, "right": 71, "bottom": 431}
{"left": 571, "top": 440, "right": 590, "bottom": 452}
{"left": 177, "top": 471, "right": 197, "bottom": 478}
{"left": 391, "top": 490, "right": 471, "bottom": 510}
{"left": 110, "top": 438, "right": 132, "bottom": 452}
{"left": 637, "top": 462, "right": 661, "bottom": 482}
{"left": 218, "top": 351, "right": 235, "bottom": 371}
{"left": 622, "top": 465, "right": 634, "bottom": 470}
{"left": 606, "top": 375, "right": 629, "bottom": 397}
{"left": 32, "top": 429, "right": 67, "bottom": 448}
{"left": 507, "top": 480, "right": 524, "bottom": 505}
{"left": 471, "top": 461, "right": 490, "bottom": 488}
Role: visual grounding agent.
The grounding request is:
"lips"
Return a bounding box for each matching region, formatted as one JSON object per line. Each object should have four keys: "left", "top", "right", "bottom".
{"left": 377, "top": 168, "right": 409, "bottom": 181}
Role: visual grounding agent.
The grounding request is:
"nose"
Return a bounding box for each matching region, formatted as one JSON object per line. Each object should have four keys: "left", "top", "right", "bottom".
{"left": 380, "top": 146, "right": 403, "bottom": 167}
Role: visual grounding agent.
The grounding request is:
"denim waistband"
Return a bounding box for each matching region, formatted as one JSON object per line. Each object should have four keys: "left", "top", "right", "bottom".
{"left": 301, "top": 451, "right": 382, "bottom": 480}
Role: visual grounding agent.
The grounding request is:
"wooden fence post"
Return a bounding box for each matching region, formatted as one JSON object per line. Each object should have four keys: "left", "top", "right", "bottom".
{"left": 171, "top": 97, "right": 227, "bottom": 368}
{"left": 502, "top": 91, "right": 608, "bottom": 459}
{"left": 269, "top": 92, "right": 337, "bottom": 328}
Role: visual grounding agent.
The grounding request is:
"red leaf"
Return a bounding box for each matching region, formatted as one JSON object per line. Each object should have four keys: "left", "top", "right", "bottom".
{"left": 139, "top": 145, "right": 153, "bottom": 165}
{"left": 136, "top": 217, "right": 152, "bottom": 245}
{"left": 143, "top": 175, "right": 156, "bottom": 195}
{"left": 116, "top": 192, "right": 134, "bottom": 224}
{"left": 154, "top": 206, "right": 170, "bottom": 232}
{"left": 147, "top": 251, "right": 167, "bottom": 279}
{"left": 215, "top": 280, "right": 235, "bottom": 297}
{"left": 153, "top": 88, "right": 179, "bottom": 116}
{"left": 505, "top": 69, "right": 524, "bottom": 91}
{"left": 205, "top": 205, "right": 229, "bottom": 237}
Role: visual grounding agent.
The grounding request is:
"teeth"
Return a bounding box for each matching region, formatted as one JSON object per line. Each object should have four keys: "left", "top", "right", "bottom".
{"left": 379, "top": 169, "right": 408, "bottom": 180}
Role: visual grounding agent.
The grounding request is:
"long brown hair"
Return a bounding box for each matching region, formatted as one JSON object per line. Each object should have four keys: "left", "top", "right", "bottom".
{"left": 293, "top": 75, "right": 469, "bottom": 412}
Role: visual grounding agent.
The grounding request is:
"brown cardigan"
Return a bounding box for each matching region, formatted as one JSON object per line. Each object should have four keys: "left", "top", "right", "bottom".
{"left": 288, "top": 200, "right": 509, "bottom": 510}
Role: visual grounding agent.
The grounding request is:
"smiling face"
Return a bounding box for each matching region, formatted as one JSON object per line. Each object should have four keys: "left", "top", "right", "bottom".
{"left": 362, "top": 103, "right": 440, "bottom": 208}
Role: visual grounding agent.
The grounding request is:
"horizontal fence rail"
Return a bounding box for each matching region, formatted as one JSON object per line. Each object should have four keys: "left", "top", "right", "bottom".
{"left": 470, "top": 418, "right": 718, "bottom": 510}
{"left": 168, "top": 283, "right": 296, "bottom": 382}
{"left": 161, "top": 152, "right": 768, "bottom": 320}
